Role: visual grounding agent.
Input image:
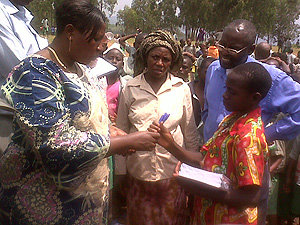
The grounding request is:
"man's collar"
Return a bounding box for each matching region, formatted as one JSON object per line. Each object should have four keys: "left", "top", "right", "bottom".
{"left": 127, "top": 72, "right": 184, "bottom": 95}
{"left": 217, "top": 55, "right": 256, "bottom": 72}
{"left": 3, "top": 0, "right": 20, "bottom": 15}
{"left": 3, "top": 0, "right": 32, "bottom": 22}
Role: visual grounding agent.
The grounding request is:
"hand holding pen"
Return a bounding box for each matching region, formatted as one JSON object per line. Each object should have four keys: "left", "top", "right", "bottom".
{"left": 159, "top": 113, "right": 170, "bottom": 124}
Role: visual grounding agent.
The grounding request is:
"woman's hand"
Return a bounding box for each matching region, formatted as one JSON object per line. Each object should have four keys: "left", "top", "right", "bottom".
{"left": 110, "top": 125, "right": 127, "bottom": 137}
{"left": 128, "top": 131, "right": 160, "bottom": 151}
{"left": 148, "top": 121, "right": 174, "bottom": 150}
{"left": 110, "top": 125, "right": 136, "bottom": 155}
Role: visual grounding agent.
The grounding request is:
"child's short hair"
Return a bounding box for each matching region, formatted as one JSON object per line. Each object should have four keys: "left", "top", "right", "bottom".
{"left": 232, "top": 62, "right": 272, "bottom": 98}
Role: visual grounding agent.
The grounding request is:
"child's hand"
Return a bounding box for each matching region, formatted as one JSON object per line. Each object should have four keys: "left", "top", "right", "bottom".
{"left": 148, "top": 121, "right": 174, "bottom": 150}
{"left": 173, "top": 161, "right": 182, "bottom": 177}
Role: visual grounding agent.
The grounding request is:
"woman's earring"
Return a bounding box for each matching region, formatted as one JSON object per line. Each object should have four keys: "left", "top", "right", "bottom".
{"left": 69, "top": 36, "right": 72, "bottom": 52}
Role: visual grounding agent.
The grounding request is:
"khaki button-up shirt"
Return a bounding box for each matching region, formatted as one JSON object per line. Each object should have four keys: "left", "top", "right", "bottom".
{"left": 116, "top": 73, "right": 200, "bottom": 181}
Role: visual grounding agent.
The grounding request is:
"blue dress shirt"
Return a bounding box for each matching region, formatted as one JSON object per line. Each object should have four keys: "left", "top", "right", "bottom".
{"left": 202, "top": 56, "right": 300, "bottom": 142}
{"left": 0, "top": 0, "right": 48, "bottom": 91}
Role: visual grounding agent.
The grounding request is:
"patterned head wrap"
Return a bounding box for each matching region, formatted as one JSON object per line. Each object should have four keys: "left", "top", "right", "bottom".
{"left": 135, "top": 30, "right": 183, "bottom": 75}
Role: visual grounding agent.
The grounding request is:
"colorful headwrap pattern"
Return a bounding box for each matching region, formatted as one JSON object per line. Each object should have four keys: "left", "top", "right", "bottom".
{"left": 135, "top": 30, "right": 183, "bottom": 75}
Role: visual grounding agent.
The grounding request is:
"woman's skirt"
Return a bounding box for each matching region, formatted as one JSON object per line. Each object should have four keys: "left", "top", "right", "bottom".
{"left": 127, "top": 175, "right": 188, "bottom": 225}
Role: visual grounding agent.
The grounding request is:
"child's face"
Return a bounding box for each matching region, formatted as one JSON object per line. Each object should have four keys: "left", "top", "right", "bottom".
{"left": 104, "top": 49, "right": 124, "bottom": 71}
{"left": 223, "top": 71, "right": 256, "bottom": 113}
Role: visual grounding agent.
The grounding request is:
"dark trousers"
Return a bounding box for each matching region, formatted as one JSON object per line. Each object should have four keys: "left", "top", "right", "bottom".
{"left": 257, "top": 162, "right": 270, "bottom": 225}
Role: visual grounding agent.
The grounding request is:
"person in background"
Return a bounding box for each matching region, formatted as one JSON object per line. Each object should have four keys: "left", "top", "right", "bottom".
{"left": 0, "top": 0, "right": 48, "bottom": 154}
{"left": 266, "top": 140, "right": 285, "bottom": 225}
{"left": 179, "top": 39, "right": 185, "bottom": 49}
{"left": 0, "top": 1, "right": 159, "bottom": 224}
{"left": 207, "top": 38, "right": 219, "bottom": 59}
{"left": 119, "top": 32, "right": 147, "bottom": 77}
{"left": 149, "top": 62, "right": 272, "bottom": 224}
{"left": 196, "top": 43, "right": 208, "bottom": 70}
{"left": 0, "top": 0, "right": 48, "bottom": 84}
{"left": 196, "top": 28, "right": 206, "bottom": 43}
{"left": 195, "top": 41, "right": 201, "bottom": 57}
{"left": 183, "top": 38, "right": 196, "bottom": 56}
{"left": 103, "top": 42, "right": 129, "bottom": 224}
{"left": 175, "top": 52, "right": 195, "bottom": 82}
{"left": 189, "top": 57, "right": 216, "bottom": 146}
{"left": 103, "top": 43, "right": 127, "bottom": 124}
{"left": 284, "top": 134, "right": 300, "bottom": 224}
{"left": 255, "top": 42, "right": 272, "bottom": 60}
{"left": 286, "top": 48, "right": 296, "bottom": 65}
{"left": 116, "top": 30, "right": 199, "bottom": 225}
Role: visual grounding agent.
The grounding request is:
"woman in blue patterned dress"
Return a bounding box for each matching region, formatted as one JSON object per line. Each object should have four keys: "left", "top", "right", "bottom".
{"left": 0, "top": 0, "right": 159, "bottom": 224}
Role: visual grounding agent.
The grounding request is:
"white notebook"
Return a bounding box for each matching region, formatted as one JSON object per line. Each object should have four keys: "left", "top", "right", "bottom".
{"left": 179, "top": 163, "right": 231, "bottom": 191}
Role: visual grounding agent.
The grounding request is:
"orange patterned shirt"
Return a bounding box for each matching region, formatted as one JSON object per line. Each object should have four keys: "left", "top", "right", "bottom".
{"left": 191, "top": 107, "right": 268, "bottom": 225}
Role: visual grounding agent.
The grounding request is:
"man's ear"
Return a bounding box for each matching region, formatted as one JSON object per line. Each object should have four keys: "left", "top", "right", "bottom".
{"left": 248, "top": 44, "right": 256, "bottom": 55}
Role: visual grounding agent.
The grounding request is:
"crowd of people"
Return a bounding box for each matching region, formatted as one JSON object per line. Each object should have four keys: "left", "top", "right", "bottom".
{"left": 1, "top": 0, "right": 300, "bottom": 225}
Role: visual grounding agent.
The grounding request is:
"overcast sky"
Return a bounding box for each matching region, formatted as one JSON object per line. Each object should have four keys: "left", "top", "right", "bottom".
{"left": 114, "top": 0, "right": 132, "bottom": 13}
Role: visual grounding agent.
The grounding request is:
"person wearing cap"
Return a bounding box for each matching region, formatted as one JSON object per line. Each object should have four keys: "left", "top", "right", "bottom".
{"left": 103, "top": 43, "right": 128, "bottom": 124}
{"left": 103, "top": 43, "right": 129, "bottom": 225}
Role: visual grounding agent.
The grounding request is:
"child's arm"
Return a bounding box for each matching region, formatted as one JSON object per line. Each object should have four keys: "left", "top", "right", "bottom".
{"left": 270, "top": 156, "right": 284, "bottom": 174}
{"left": 148, "top": 121, "right": 203, "bottom": 168}
{"left": 119, "top": 34, "right": 137, "bottom": 48}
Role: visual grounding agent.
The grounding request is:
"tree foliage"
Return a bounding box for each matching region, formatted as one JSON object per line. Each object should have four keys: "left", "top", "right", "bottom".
{"left": 28, "top": 0, "right": 114, "bottom": 33}
{"left": 117, "top": 6, "right": 139, "bottom": 34}
{"left": 117, "top": 0, "right": 180, "bottom": 33}
{"left": 177, "top": 0, "right": 300, "bottom": 41}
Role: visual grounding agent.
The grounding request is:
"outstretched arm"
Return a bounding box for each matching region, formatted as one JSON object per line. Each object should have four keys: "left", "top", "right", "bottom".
{"left": 119, "top": 34, "right": 137, "bottom": 48}
{"left": 148, "top": 121, "right": 203, "bottom": 168}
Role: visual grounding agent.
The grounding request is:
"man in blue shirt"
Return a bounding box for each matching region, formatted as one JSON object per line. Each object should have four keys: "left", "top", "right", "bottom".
{"left": 0, "top": 0, "right": 47, "bottom": 154}
{"left": 202, "top": 19, "right": 300, "bottom": 225}
{"left": 203, "top": 19, "right": 300, "bottom": 143}
{"left": 0, "top": 0, "right": 47, "bottom": 90}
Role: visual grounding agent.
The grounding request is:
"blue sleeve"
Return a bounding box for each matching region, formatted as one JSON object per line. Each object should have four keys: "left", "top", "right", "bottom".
{"left": 201, "top": 63, "right": 213, "bottom": 125}
{"left": 1, "top": 58, "right": 110, "bottom": 189}
{"left": 264, "top": 68, "right": 300, "bottom": 141}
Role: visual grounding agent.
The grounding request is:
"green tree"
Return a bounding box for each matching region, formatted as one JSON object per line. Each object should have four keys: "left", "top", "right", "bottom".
{"left": 117, "top": 6, "right": 140, "bottom": 34}
{"left": 28, "top": 0, "right": 115, "bottom": 34}
{"left": 131, "top": 0, "right": 161, "bottom": 32}
{"left": 98, "top": 0, "right": 117, "bottom": 17}
{"left": 158, "top": 0, "right": 179, "bottom": 32}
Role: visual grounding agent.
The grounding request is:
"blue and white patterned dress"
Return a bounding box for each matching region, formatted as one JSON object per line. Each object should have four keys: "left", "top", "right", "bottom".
{"left": 0, "top": 56, "right": 111, "bottom": 224}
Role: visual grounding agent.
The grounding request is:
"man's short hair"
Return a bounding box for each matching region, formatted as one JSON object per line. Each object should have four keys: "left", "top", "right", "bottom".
{"left": 226, "top": 19, "right": 257, "bottom": 45}
{"left": 232, "top": 62, "right": 272, "bottom": 98}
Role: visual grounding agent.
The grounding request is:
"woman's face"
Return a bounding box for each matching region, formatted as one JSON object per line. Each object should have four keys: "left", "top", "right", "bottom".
{"left": 71, "top": 24, "right": 107, "bottom": 65}
{"left": 146, "top": 47, "right": 172, "bottom": 78}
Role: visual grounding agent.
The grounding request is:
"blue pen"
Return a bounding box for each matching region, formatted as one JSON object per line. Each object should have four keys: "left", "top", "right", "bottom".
{"left": 159, "top": 113, "right": 170, "bottom": 124}
{"left": 159, "top": 113, "right": 166, "bottom": 123}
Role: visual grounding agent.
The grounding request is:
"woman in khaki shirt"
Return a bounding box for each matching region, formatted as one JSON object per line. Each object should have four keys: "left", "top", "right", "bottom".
{"left": 116, "top": 30, "right": 200, "bottom": 225}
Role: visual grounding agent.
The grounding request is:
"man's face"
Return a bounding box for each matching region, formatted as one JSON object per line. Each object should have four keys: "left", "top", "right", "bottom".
{"left": 11, "top": 0, "right": 33, "bottom": 6}
{"left": 218, "top": 29, "right": 253, "bottom": 69}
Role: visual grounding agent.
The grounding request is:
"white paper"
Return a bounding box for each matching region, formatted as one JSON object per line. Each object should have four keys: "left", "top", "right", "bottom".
{"left": 179, "top": 163, "right": 231, "bottom": 191}
{"left": 89, "top": 57, "right": 117, "bottom": 78}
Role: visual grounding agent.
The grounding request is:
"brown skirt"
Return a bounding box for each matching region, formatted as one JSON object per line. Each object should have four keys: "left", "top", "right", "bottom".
{"left": 127, "top": 175, "right": 188, "bottom": 225}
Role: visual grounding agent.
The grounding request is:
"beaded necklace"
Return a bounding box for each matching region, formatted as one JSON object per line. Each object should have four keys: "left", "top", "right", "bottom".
{"left": 47, "top": 46, "right": 71, "bottom": 73}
